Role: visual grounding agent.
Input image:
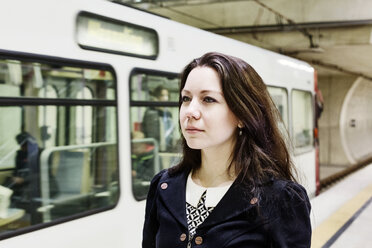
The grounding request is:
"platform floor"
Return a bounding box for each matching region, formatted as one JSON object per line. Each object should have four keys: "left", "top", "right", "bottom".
{"left": 311, "top": 162, "right": 372, "bottom": 248}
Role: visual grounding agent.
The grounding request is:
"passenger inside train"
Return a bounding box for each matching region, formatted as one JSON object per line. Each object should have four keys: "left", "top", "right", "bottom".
{"left": 3, "top": 133, "right": 36, "bottom": 197}
{"left": 2, "top": 132, "right": 40, "bottom": 212}
{"left": 131, "top": 131, "right": 157, "bottom": 199}
{"left": 142, "top": 85, "right": 176, "bottom": 152}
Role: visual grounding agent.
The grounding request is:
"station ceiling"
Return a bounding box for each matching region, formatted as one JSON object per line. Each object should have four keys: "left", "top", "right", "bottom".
{"left": 115, "top": 0, "right": 372, "bottom": 79}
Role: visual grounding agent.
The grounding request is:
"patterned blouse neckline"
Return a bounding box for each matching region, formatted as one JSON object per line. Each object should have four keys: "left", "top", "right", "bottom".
{"left": 185, "top": 172, "right": 233, "bottom": 208}
{"left": 186, "top": 190, "right": 213, "bottom": 238}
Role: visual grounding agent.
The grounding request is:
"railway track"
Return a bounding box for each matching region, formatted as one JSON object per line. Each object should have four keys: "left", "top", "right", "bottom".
{"left": 319, "top": 157, "right": 372, "bottom": 192}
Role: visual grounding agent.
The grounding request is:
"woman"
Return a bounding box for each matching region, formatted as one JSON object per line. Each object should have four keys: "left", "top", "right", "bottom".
{"left": 142, "top": 52, "right": 311, "bottom": 247}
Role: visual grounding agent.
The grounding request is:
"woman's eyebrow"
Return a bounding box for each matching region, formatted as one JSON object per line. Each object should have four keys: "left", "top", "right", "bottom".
{"left": 181, "top": 89, "right": 222, "bottom": 96}
{"left": 200, "top": 90, "right": 223, "bottom": 96}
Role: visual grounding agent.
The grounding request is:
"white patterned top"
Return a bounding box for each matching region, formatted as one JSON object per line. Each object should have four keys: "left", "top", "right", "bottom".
{"left": 185, "top": 173, "right": 233, "bottom": 238}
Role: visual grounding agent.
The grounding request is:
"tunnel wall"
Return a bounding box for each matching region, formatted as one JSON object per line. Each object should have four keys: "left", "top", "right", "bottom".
{"left": 318, "top": 75, "right": 372, "bottom": 175}
{"left": 318, "top": 75, "right": 355, "bottom": 169}
{"left": 340, "top": 77, "right": 372, "bottom": 163}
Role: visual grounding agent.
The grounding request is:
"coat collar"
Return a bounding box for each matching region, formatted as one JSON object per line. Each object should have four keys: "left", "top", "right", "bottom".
{"left": 158, "top": 169, "right": 258, "bottom": 229}
{"left": 158, "top": 169, "right": 189, "bottom": 229}
{"left": 200, "top": 179, "right": 257, "bottom": 229}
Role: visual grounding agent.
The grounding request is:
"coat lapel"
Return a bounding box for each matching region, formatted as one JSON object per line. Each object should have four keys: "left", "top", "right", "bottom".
{"left": 158, "top": 170, "right": 189, "bottom": 229}
{"left": 200, "top": 181, "right": 257, "bottom": 229}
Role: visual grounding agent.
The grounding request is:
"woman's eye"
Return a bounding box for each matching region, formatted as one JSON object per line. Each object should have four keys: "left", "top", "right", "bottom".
{"left": 204, "top": 96, "right": 216, "bottom": 103}
{"left": 181, "top": 96, "right": 191, "bottom": 102}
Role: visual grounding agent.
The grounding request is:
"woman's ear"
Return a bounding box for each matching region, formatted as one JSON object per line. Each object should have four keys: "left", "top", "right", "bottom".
{"left": 237, "top": 122, "right": 243, "bottom": 136}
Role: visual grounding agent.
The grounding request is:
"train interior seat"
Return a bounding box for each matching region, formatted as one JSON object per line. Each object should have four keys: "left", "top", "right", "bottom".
{"left": 51, "top": 150, "right": 90, "bottom": 202}
{"left": 37, "top": 148, "right": 92, "bottom": 221}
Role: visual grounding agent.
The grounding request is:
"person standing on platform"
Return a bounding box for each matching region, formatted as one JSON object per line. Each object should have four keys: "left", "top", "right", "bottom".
{"left": 142, "top": 52, "right": 311, "bottom": 247}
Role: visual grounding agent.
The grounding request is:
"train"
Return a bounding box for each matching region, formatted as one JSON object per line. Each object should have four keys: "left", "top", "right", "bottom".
{"left": 0, "top": 0, "right": 319, "bottom": 246}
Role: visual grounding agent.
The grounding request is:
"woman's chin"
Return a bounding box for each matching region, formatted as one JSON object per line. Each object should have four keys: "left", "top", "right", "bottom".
{"left": 186, "top": 141, "right": 204, "bottom": 150}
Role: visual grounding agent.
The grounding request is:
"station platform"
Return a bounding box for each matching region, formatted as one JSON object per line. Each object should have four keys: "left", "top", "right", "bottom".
{"left": 311, "top": 163, "right": 372, "bottom": 247}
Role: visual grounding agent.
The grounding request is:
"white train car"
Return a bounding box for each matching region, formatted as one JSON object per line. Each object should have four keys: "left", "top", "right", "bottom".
{"left": 0, "top": 0, "right": 318, "bottom": 246}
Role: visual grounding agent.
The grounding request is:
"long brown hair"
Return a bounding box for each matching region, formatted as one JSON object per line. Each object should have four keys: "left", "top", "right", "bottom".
{"left": 170, "top": 52, "right": 296, "bottom": 190}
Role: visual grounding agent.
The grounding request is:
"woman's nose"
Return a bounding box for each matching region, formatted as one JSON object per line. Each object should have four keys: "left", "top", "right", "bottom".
{"left": 185, "top": 99, "right": 201, "bottom": 119}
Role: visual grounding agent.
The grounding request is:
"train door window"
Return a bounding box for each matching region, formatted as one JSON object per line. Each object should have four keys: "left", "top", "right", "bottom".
{"left": 267, "top": 86, "right": 289, "bottom": 129}
{"left": 0, "top": 57, "right": 118, "bottom": 239}
{"left": 130, "top": 69, "right": 180, "bottom": 200}
{"left": 292, "top": 90, "right": 314, "bottom": 152}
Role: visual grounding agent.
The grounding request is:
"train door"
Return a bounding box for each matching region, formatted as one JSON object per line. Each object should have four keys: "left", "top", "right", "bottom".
{"left": 291, "top": 89, "right": 316, "bottom": 195}
{"left": 268, "top": 84, "right": 316, "bottom": 196}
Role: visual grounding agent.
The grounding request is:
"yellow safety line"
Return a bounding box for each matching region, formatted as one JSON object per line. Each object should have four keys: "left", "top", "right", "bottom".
{"left": 311, "top": 183, "right": 372, "bottom": 248}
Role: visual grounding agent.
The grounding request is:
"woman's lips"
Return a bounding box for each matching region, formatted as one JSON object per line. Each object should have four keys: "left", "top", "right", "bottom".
{"left": 185, "top": 127, "right": 204, "bottom": 134}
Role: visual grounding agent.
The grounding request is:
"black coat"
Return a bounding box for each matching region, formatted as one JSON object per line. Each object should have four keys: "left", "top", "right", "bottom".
{"left": 142, "top": 169, "right": 311, "bottom": 248}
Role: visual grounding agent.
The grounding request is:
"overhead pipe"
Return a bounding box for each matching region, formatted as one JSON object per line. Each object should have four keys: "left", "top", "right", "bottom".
{"left": 205, "top": 19, "right": 372, "bottom": 34}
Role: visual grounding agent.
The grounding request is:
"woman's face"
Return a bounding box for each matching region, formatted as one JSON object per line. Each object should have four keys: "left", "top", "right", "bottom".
{"left": 180, "top": 66, "right": 239, "bottom": 151}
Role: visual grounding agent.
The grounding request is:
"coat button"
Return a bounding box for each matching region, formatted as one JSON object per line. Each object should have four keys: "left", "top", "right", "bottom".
{"left": 250, "top": 197, "right": 258, "bottom": 205}
{"left": 195, "top": 236, "right": 203, "bottom": 245}
{"left": 180, "top": 233, "right": 187, "bottom": 241}
{"left": 160, "top": 183, "right": 168, "bottom": 190}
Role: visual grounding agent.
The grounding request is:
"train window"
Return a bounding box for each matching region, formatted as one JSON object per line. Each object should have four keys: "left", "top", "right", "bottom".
{"left": 292, "top": 90, "right": 314, "bottom": 151}
{"left": 0, "top": 57, "right": 118, "bottom": 238}
{"left": 267, "top": 86, "right": 289, "bottom": 128}
{"left": 0, "top": 61, "right": 114, "bottom": 100}
{"left": 130, "top": 70, "right": 181, "bottom": 200}
{"left": 76, "top": 12, "right": 159, "bottom": 59}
